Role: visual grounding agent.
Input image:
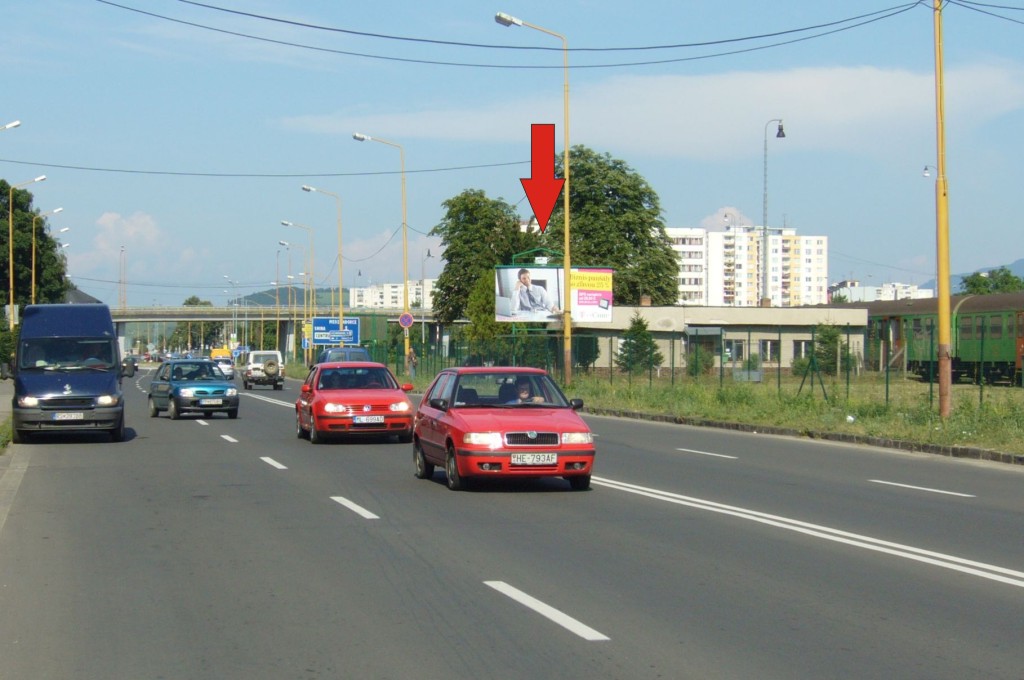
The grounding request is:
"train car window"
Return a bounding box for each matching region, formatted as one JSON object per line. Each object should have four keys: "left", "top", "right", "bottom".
{"left": 960, "top": 316, "right": 973, "bottom": 340}
{"left": 976, "top": 317, "right": 985, "bottom": 340}
{"left": 912, "top": 318, "right": 923, "bottom": 339}
{"left": 1018, "top": 313, "right": 1024, "bottom": 338}
{"left": 991, "top": 316, "right": 1003, "bottom": 340}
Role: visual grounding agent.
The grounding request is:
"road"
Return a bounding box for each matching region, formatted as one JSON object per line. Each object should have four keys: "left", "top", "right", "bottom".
{"left": 0, "top": 370, "right": 1022, "bottom": 679}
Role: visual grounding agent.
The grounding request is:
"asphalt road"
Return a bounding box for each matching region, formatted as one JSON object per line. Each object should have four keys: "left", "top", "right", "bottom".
{"left": 0, "top": 370, "right": 1022, "bottom": 679}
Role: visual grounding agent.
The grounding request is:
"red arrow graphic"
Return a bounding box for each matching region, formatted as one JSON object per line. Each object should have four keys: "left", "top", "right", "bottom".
{"left": 520, "top": 123, "right": 565, "bottom": 234}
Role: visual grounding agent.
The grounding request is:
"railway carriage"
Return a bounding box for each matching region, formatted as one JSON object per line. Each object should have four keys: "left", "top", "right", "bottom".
{"left": 866, "top": 292, "right": 1024, "bottom": 384}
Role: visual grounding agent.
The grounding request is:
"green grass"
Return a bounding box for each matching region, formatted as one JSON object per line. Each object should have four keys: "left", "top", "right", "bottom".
{"left": 569, "top": 372, "right": 1024, "bottom": 456}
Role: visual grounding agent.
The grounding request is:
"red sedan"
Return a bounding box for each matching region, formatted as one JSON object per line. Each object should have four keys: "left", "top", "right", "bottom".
{"left": 295, "top": 362, "right": 414, "bottom": 444}
{"left": 413, "top": 366, "right": 596, "bottom": 490}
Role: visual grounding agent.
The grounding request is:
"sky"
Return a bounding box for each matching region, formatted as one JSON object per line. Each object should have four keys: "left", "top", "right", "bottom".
{"left": 3, "top": 0, "right": 1023, "bottom": 307}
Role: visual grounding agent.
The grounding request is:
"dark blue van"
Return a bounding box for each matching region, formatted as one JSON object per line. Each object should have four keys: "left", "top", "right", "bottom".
{"left": 8, "top": 304, "right": 126, "bottom": 443}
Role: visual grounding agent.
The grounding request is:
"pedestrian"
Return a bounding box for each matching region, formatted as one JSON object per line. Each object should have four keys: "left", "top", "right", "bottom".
{"left": 407, "top": 347, "right": 418, "bottom": 378}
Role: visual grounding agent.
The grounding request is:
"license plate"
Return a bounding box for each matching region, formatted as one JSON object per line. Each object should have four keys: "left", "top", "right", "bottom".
{"left": 52, "top": 412, "right": 84, "bottom": 421}
{"left": 199, "top": 398, "right": 222, "bottom": 405}
{"left": 354, "top": 415, "right": 385, "bottom": 424}
{"left": 511, "top": 453, "right": 557, "bottom": 466}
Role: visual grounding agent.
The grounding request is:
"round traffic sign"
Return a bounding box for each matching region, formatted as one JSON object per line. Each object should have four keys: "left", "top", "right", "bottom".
{"left": 399, "top": 312, "right": 415, "bottom": 329}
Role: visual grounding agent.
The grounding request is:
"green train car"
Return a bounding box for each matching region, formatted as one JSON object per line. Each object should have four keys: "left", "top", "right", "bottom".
{"left": 867, "top": 292, "right": 1024, "bottom": 384}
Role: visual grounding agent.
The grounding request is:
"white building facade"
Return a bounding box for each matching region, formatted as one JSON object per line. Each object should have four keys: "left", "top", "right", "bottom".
{"left": 349, "top": 279, "right": 436, "bottom": 310}
{"left": 666, "top": 225, "right": 829, "bottom": 307}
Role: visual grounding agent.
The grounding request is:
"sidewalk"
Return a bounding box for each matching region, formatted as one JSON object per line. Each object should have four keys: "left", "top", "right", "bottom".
{"left": 0, "top": 378, "right": 11, "bottom": 432}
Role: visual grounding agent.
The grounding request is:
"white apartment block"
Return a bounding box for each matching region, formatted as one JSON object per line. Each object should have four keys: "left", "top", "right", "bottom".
{"left": 666, "top": 225, "right": 829, "bottom": 307}
{"left": 350, "top": 279, "right": 436, "bottom": 310}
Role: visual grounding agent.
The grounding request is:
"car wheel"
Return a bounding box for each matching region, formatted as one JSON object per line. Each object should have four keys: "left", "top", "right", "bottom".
{"left": 203, "top": 411, "right": 213, "bottom": 418}
{"left": 295, "top": 411, "right": 308, "bottom": 439}
{"left": 11, "top": 428, "right": 27, "bottom": 444}
{"left": 413, "top": 440, "right": 434, "bottom": 479}
{"left": 110, "top": 415, "right": 126, "bottom": 442}
{"left": 309, "top": 415, "right": 322, "bottom": 444}
{"left": 568, "top": 475, "right": 591, "bottom": 491}
{"left": 148, "top": 397, "right": 159, "bottom": 417}
{"left": 445, "top": 445, "right": 464, "bottom": 491}
{"left": 398, "top": 430, "right": 413, "bottom": 444}
{"left": 168, "top": 399, "right": 180, "bottom": 420}
{"left": 273, "top": 382, "right": 283, "bottom": 391}
{"left": 228, "top": 408, "right": 238, "bottom": 419}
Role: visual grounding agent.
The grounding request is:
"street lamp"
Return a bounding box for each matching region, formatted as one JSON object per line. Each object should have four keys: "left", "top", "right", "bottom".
{"left": 421, "top": 248, "right": 433, "bottom": 346}
{"left": 922, "top": 165, "right": 937, "bottom": 178}
{"left": 2, "top": 120, "right": 20, "bottom": 132}
{"left": 932, "top": 0, "right": 953, "bottom": 418}
{"left": 223, "top": 275, "right": 238, "bottom": 346}
{"left": 282, "top": 219, "right": 315, "bottom": 363}
{"left": 301, "top": 185, "right": 344, "bottom": 347}
{"left": 30, "top": 206, "right": 62, "bottom": 304}
{"left": 8, "top": 174, "right": 46, "bottom": 329}
{"left": 495, "top": 12, "right": 574, "bottom": 383}
{"left": 352, "top": 132, "right": 411, "bottom": 365}
{"left": 761, "top": 119, "right": 785, "bottom": 307}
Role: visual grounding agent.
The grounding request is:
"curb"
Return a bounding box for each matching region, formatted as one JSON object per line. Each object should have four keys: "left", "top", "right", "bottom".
{"left": 585, "top": 407, "right": 1024, "bottom": 467}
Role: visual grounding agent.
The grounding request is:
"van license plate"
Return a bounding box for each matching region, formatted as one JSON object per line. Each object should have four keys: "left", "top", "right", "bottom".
{"left": 53, "top": 412, "right": 84, "bottom": 421}
{"left": 511, "top": 453, "right": 557, "bottom": 466}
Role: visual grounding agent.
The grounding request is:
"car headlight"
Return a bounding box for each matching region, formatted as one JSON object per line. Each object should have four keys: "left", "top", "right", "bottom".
{"left": 226, "top": 387, "right": 238, "bottom": 397}
{"left": 561, "top": 432, "right": 593, "bottom": 444}
{"left": 178, "top": 388, "right": 195, "bottom": 398}
{"left": 389, "top": 401, "right": 410, "bottom": 412}
{"left": 324, "top": 402, "right": 350, "bottom": 414}
{"left": 18, "top": 396, "right": 39, "bottom": 407}
{"left": 97, "top": 394, "right": 120, "bottom": 407}
{"left": 463, "top": 432, "right": 503, "bottom": 449}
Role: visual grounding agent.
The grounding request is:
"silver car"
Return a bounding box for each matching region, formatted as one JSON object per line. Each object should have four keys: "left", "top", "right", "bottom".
{"left": 213, "top": 356, "right": 235, "bottom": 379}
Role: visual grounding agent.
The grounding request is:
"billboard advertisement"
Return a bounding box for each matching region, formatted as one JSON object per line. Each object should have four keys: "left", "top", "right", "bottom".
{"left": 495, "top": 266, "right": 613, "bottom": 323}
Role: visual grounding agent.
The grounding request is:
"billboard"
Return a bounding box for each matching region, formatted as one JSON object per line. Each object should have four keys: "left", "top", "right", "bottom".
{"left": 495, "top": 266, "right": 614, "bottom": 323}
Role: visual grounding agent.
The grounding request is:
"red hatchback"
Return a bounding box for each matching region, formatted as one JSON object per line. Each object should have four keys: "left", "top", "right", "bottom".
{"left": 413, "top": 367, "right": 595, "bottom": 490}
{"left": 295, "top": 362, "right": 414, "bottom": 444}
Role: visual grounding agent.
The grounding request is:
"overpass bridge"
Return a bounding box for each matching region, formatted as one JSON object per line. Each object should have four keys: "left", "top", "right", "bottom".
{"left": 110, "top": 305, "right": 436, "bottom": 358}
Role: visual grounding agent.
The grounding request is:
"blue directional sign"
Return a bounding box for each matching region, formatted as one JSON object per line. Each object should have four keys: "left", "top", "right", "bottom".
{"left": 312, "top": 317, "right": 360, "bottom": 346}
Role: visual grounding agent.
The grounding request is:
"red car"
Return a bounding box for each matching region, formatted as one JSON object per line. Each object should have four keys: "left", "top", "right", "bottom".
{"left": 413, "top": 366, "right": 595, "bottom": 490}
{"left": 295, "top": 361, "right": 414, "bottom": 444}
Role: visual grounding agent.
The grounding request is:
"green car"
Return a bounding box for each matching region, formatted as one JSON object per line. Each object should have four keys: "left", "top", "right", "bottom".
{"left": 148, "top": 359, "right": 240, "bottom": 420}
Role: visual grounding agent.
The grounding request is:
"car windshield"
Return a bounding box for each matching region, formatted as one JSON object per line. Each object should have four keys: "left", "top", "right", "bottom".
{"left": 170, "top": 362, "right": 225, "bottom": 381}
{"left": 317, "top": 367, "right": 396, "bottom": 390}
{"left": 18, "top": 338, "right": 117, "bottom": 371}
{"left": 451, "top": 372, "right": 568, "bottom": 408}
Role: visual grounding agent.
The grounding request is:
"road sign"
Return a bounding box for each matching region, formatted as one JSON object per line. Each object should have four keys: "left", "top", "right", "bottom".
{"left": 312, "top": 317, "right": 361, "bottom": 346}
{"left": 399, "top": 312, "right": 415, "bottom": 329}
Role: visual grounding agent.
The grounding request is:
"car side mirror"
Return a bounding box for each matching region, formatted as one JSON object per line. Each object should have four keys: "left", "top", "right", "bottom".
{"left": 429, "top": 398, "right": 448, "bottom": 411}
{"left": 569, "top": 398, "right": 584, "bottom": 411}
{"left": 401, "top": 383, "right": 414, "bottom": 392}
{"left": 301, "top": 384, "right": 312, "bottom": 394}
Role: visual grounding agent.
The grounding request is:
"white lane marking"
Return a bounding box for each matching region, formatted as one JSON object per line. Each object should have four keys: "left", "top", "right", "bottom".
{"left": 245, "top": 393, "right": 293, "bottom": 407}
{"left": 261, "top": 457, "right": 287, "bottom": 470}
{"left": 676, "top": 447, "right": 737, "bottom": 459}
{"left": 196, "top": 419, "right": 209, "bottom": 426}
{"left": 0, "top": 448, "right": 33, "bottom": 536}
{"left": 869, "top": 479, "right": 975, "bottom": 497}
{"left": 330, "top": 496, "right": 380, "bottom": 520}
{"left": 484, "top": 581, "right": 610, "bottom": 641}
{"left": 221, "top": 435, "right": 239, "bottom": 443}
{"left": 592, "top": 476, "right": 1024, "bottom": 589}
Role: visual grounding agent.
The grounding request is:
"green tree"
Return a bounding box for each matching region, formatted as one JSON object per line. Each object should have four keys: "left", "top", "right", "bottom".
{"left": 959, "top": 267, "right": 1024, "bottom": 295}
{"left": 167, "top": 296, "right": 224, "bottom": 352}
{"left": 616, "top": 311, "right": 663, "bottom": 372}
{"left": 546, "top": 146, "right": 679, "bottom": 305}
{"left": 430, "top": 189, "right": 535, "bottom": 325}
{"left": 813, "top": 324, "right": 853, "bottom": 376}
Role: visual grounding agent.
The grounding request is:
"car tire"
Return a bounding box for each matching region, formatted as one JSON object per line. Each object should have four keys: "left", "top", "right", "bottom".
{"left": 11, "top": 428, "right": 27, "bottom": 444}
{"left": 568, "top": 475, "right": 591, "bottom": 491}
{"left": 445, "top": 445, "right": 464, "bottom": 491}
{"left": 264, "top": 360, "right": 279, "bottom": 377}
{"left": 148, "top": 397, "right": 159, "bottom": 417}
{"left": 413, "top": 440, "right": 434, "bottom": 479}
{"left": 203, "top": 411, "right": 213, "bottom": 418}
{"left": 228, "top": 408, "right": 238, "bottom": 419}
{"left": 309, "top": 415, "right": 322, "bottom": 444}
{"left": 273, "top": 382, "right": 283, "bottom": 391}
{"left": 168, "top": 399, "right": 180, "bottom": 420}
{"left": 295, "top": 411, "right": 308, "bottom": 439}
{"left": 110, "top": 415, "right": 126, "bottom": 442}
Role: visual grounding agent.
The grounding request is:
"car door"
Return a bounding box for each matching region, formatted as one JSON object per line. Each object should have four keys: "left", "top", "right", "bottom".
{"left": 296, "top": 366, "right": 318, "bottom": 429}
{"left": 150, "top": 363, "right": 172, "bottom": 409}
{"left": 416, "top": 372, "right": 454, "bottom": 463}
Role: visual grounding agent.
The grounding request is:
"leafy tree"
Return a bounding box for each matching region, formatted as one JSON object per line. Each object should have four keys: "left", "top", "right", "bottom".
{"left": 167, "top": 296, "right": 224, "bottom": 352}
{"left": 430, "top": 189, "right": 535, "bottom": 325}
{"left": 959, "top": 267, "right": 1024, "bottom": 295}
{"left": 830, "top": 293, "right": 849, "bottom": 304}
{"left": 546, "top": 146, "right": 679, "bottom": 305}
{"left": 813, "top": 324, "right": 854, "bottom": 376}
{"left": 616, "top": 311, "right": 663, "bottom": 372}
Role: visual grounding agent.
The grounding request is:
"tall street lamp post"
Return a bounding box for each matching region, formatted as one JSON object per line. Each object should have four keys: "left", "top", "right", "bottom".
{"left": 282, "top": 220, "right": 315, "bottom": 363}
{"left": 352, "top": 132, "right": 411, "bottom": 365}
{"left": 223, "top": 275, "right": 238, "bottom": 346}
{"left": 761, "top": 119, "right": 785, "bottom": 307}
{"left": 8, "top": 174, "right": 46, "bottom": 329}
{"left": 421, "top": 248, "right": 433, "bottom": 346}
{"left": 301, "top": 185, "right": 344, "bottom": 346}
{"left": 932, "top": 0, "right": 952, "bottom": 418}
{"left": 2, "top": 121, "right": 20, "bottom": 133}
{"left": 495, "top": 12, "right": 574, "bottom": 383}
{"left": 31, "top": 206, "right": 62, "bottom": 304}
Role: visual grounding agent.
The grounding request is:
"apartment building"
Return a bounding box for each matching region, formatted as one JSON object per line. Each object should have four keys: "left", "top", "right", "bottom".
{"left": 666, "top": 225, "right": 829, "bottom": 307}
{"left": 349, "top": 279, "right": 436, "bottom": 310}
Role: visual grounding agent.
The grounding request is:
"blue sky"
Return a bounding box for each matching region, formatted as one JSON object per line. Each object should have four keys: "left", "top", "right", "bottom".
{"left": 3, "top": 1, "right": 1023, "bottom": 306}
